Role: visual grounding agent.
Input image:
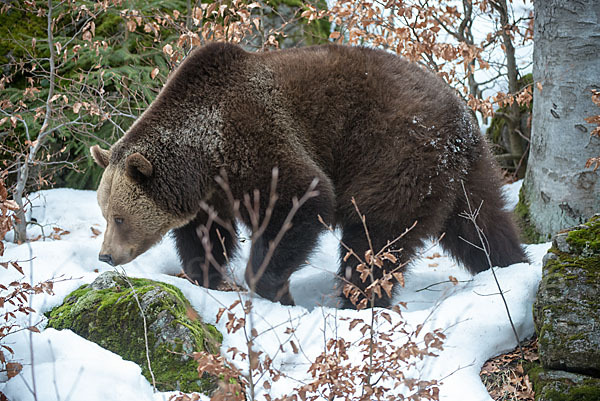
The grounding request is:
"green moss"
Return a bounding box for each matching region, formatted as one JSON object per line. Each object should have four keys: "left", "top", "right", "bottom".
{"left": 542, "top": 386, "right": 600, "bottom": 401}
{"left": 532, "top": 216, "right": 600, "bottom": 396}
{"left": 46, "top": 274, "right": 222, "bottom": 394}
{"left": 537, "top": 322, "right": 550, "bottom": 347}
{"left": 545, "top": 247, "right": 600, "bottom": 285}
{"left": 565, "top": 216, "right": 600, "bottom": 256}
{"left": 515, "top": 186, "right": 545, "bottom": 244}
{"left": 536, "top": 247, "right": 600, "bottom": 340}
{"left": 527, "top": 363, "right": 600, "bottom": 401}
{"left": 487, "top": 110, "right": 507, "bottom": 144}
{"left": 567, "top": 333, "right": 586, "bottom": 341}
{"left": 533, "top": 219, "right": 600, "bottom": 374}
{"left": 526, "top": 361, "right": 544, "bottom": 386}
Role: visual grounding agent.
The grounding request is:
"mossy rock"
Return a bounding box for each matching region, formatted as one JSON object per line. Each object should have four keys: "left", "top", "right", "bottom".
{"left": 45, "top": 271, "right": 222, "bottom": 394}
{"left": 532, "top": 215, "right": 600, "bottom": 377}
{"left": 565, "top": 215, "right": 600, "bottom": 256}
{"left": 527, "top": 364, "right": 600, "bottom": 401}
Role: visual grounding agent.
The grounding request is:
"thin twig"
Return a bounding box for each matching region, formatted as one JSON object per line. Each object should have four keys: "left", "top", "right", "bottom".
{"left": 415, "top": 278, "right": 474, "bottom": 293}
{"left": 348, "top": 198, "right": 376, "bottom": 393}
{"left": 116, "top": 268, "right": 157, "bottom": 391}
{"left": 459, "top": 180, "right": 524, "bottom": 359}
{"left": 27, "top": 241, "right": 38, "bottom": 401}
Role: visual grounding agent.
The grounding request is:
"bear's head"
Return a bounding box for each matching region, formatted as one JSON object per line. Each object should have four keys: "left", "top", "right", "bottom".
{"left": 91, "top": 145, "right": 188, "bottom": 266}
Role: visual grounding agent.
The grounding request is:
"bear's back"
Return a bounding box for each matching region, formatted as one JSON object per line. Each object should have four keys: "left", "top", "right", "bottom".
{"left": 250, "top": 45, "right": 477, "bottom": 192}
{"left": 260, "top": 44, "right": 464, "bottom": 128}
{"left": 112, "top": 43, "right": 480, "bottom": 217}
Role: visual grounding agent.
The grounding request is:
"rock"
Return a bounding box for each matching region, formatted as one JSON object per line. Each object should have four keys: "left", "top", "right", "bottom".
{"left": 46, "top": 271, "right": 222, "bottom": 394}
{"left": 553, "top": 232, "right": 570, "bottom": 254}
{"left": 533, "top": 215, "right": 600, "bottom": 377}
{"left": 529, "top": 367, "right": 600, "bottom": 401}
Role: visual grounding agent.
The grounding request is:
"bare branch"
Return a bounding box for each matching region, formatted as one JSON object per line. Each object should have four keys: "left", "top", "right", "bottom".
{"left": 459, "top": 180, "right": 525, "bottom": 360}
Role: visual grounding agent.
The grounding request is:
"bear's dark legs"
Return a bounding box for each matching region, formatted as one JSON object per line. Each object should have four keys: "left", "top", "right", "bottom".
{"left": 440, "top": 155, "right": 528, "bottom": 273}
{"left": 440, "top": 198, "right": 528, "bottom": 273}
{"left": 337, "top": 222, "right": 418, "bottom": 309}
{"left": 338, "top": 223, "right": 392, "bottom": 309}
{"left": 173, "top": 210, "right": 238, "bottom": 288}
{"left": 244, "top": 179, "right": 335, "bottom": 305}
{"left": 246, "top": 225, "right": 321, "bottom": 305}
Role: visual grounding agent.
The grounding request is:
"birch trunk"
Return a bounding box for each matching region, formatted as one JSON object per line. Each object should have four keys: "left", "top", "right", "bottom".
{"left": 12, "top": 0, "right": 56, "bottom": 243}
{"left": 522, "top": 0, "right": 600, "bottom": 238}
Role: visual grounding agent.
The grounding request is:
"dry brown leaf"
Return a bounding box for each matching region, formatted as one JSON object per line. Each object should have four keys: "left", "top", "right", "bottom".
{"left": 11, "top": 262, "right": 23, "bottom": 275}
{"left": 6, "top": 362, "right": 22, "bottom": 379}
{"left": 186, "top": 305, "right": 199, "bottom": 321}
{"left": 393, "top": 271, "right": 405, "bottom": 287}
{"left": 382, "top": 252, "right": 397, "bottom": 263}
{"left": 290, "top": 340, "right": 299, "bottom": 354}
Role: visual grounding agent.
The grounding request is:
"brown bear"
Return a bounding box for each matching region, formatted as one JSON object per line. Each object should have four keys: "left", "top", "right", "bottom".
{"left": 91, "top": 42, "right": 527, "bottom": 308}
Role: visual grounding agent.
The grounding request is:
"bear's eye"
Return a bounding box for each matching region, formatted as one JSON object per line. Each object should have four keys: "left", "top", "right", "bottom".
{"left": 114, "top": 217, "right": 124, "bottom": 225}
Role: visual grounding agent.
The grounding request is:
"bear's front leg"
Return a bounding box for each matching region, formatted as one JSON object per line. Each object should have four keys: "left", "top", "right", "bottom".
{"left": 173, "top": 209, "right": 238, "bottom": 289}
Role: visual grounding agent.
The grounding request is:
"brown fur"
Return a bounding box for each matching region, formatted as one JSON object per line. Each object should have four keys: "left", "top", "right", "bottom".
{"left": 93, "top": 149, "right": 191, "bottom": 266}
{"left": 93, "top": 42, "right": 527, "bottom": 308}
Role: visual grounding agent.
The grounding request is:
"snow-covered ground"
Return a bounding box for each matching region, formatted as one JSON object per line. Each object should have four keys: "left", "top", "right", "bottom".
{"left": 1, "top": 181, "right": 550, "bottom": 401}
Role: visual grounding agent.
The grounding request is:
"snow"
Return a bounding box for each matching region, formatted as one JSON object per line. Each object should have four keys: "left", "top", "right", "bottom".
{"left": 502, "top": 179, "right": 524, "bottom": 211}
{"left": 1, "top": 183, "right": 550, "bottom": 401}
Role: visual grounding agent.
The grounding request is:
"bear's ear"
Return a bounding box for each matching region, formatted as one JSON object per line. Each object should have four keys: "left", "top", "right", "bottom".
{"left": 90, "top": 145, "right": 110, "bottom": 169}
{"left": 125, "top": 152, "right": 153, "bottom": 182}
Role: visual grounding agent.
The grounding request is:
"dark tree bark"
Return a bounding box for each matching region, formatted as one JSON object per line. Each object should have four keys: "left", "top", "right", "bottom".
{"left": 491, "top": 0, "right": 527, "bottom": 179}
{"left": 522, "top": 0, "right": 600, "bottom": 238}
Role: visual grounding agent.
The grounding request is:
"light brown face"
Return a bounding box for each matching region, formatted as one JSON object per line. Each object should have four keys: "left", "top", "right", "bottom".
{"left": 91, "top": 146, "right": 188, "bottom": 266}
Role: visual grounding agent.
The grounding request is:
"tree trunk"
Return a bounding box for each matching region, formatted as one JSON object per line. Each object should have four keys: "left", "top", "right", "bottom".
{"left": 12, "top": 0, "right": 56, "bottom": 243}
{"left": 494, "top": 0, "right": 527, "bottom": 179}
{"left": 522, "top": 0, "right": 600, "bottom": 239}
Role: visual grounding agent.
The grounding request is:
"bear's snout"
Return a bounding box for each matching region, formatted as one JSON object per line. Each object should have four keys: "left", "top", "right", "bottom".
{"left": 99, "top": 254, "right": 115, "bottom": 266}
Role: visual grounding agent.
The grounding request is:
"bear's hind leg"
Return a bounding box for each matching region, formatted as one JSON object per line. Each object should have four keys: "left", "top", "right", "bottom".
{"left": 440, "top": 154, "right": 528, "bottom": 273}
{"left": 173, "top": 210, "right": 238, "bottom": 289}
{"left": 338, "top": 222, "right": 420, "bottom": 309}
